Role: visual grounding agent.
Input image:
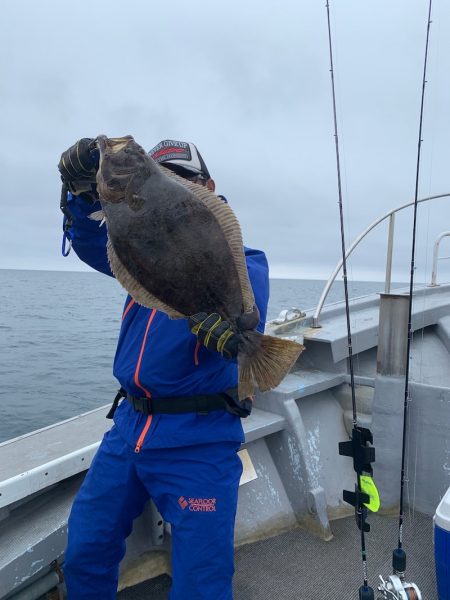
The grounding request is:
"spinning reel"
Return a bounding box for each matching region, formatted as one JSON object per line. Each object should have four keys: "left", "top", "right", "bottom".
{"left": 377, "top": 547, "right": 422, "bottom": 600}
{"left": 377, "top": 574, "right": 421, "bottom": 600}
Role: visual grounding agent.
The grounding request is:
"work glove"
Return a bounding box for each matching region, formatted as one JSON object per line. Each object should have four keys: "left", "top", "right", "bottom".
{"left": 188, "top": 313, "right": 240, "bottom": 359}
{"left": 58, "top": 138, "right": 99, "bottom": 196}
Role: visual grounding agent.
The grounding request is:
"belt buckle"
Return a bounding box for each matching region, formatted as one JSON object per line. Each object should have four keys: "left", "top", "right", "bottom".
{"left": 134, "top": 397, "right": 153, "bottom": 416}
{"left": 196, "top": 397, "right": 210, "bottom": 416}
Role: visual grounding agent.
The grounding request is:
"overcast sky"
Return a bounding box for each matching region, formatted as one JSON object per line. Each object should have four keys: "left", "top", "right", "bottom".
{"left": 1, "top": 0, "right": 450, "bottom": 282}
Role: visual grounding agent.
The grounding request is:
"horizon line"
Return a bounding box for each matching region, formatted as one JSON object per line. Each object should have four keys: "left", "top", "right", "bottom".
{"left": 0, "top": 266, "right": 418, "bottom": 284}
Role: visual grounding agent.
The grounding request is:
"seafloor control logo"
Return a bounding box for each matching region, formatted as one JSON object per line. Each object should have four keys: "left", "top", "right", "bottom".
{"left": 178, "top": 496, "right": 217, "bottom": 512}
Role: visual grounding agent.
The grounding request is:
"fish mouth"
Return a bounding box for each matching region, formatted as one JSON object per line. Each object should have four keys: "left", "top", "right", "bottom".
{"left": 96, "top": 135, "right": 134, "bottom": 155}
{"left": 95, "top": 135, "right": 140, "bottom": 204}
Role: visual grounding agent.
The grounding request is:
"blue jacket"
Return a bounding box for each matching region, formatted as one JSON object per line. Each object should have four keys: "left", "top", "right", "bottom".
{"left": 63, "top": 192, "right": 270, "bottom": 450}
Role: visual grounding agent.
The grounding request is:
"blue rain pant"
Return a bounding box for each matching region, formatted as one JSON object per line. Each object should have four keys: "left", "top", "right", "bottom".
{"left": 64, "top": 426, "right": 243, "bottom": 599}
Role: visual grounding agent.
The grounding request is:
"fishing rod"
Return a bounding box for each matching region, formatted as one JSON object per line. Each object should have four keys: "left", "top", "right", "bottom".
{"left": 325, "top": 3, "right": 377, "bottom": 599}
{"left": 377, "top": 2, "right": 433, "bottom": 599}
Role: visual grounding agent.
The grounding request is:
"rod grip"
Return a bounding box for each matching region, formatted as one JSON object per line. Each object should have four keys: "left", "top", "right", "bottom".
{"left": 393, "top": 547, "right": 406, "bottom": 573}
{"left": 358, "top": 585, "right": 374, "bottom": 600}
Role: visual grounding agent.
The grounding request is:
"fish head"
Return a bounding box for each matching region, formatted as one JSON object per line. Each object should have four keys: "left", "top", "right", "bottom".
{"left": 96, "top": 135, "right": 153, "bottom": 203}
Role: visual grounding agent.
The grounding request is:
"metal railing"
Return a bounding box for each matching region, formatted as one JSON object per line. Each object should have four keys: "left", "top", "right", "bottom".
{"left": 312, "top": 193, "right": 450, "bottom": 328}
{"left": 430, "top": 231, "right": 450, "bottom": 287}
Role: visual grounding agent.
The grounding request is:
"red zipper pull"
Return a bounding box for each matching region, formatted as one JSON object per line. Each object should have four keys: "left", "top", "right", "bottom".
{"left": 134, "top": 415, "right": 152, "bottom": 453}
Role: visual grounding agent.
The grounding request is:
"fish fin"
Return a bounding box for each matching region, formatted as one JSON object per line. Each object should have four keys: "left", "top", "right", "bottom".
{"left": 237, "top": 332, "right": 304, "bottom": 400}
{"left": 161, "top": 166, "right": 255, "bottom": 314}
{"left": 106, "top": 239, "right": 184, "bottom": 318}
{"left": 88, "top": 210, "right": 105, "bottom": 221}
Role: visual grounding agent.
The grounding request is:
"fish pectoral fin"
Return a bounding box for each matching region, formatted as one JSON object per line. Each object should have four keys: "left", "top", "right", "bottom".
{"left": 88, "top": 209, "right": 105, "bottom": 221}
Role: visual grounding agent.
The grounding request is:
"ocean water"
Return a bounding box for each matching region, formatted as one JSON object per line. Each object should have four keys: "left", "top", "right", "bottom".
{"left": 0, "top": 269, "right": 389, "bottom": 443}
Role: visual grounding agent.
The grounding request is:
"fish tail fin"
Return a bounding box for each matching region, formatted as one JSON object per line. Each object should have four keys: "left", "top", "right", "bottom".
{"left": 237, "top": 332, "right": 304, "bottom": 400}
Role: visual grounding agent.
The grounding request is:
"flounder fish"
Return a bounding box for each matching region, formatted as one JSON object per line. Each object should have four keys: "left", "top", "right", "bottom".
{"left": 93, "top": 135, "right": 303, "bottom": 399}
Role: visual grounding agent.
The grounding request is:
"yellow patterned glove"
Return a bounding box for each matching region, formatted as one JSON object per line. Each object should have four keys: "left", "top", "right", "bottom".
{"left": 188, "top": 313, "right": 240, "bottom": 359}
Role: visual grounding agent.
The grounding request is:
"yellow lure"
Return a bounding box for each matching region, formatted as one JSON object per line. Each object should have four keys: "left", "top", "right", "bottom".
{"left": 360, "top": 475, "right": 380, "bottom": 512}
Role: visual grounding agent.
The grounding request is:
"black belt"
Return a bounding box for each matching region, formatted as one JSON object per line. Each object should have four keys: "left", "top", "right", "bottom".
{"left": 106, "top": 387, "right": 252, "bottom": 419}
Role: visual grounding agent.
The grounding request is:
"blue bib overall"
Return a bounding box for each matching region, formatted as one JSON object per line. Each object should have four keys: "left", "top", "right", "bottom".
{"left": 62, "top": 193, "right": 269, "bottom": 599}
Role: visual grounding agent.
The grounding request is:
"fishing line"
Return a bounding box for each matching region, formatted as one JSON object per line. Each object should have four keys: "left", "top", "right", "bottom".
{"left": 328, "top": 6, "right": 357, "bottom": 324}
{"left": 370, "top": 6, "right": 433, "bottom": 596}
{"left": 325, "top": 3, "right": 376, "bottom": 598}
{"left": 396, "top": 0, "right": 433, "bottom": 564}
{"left": 376, "top": 3, "right": 434, "bottom": 597}
{"left": 325, "top": 0, "right": 356, "bottom": 426}
{"left": 418, "top": 0, "right": 440, "bottom": 384}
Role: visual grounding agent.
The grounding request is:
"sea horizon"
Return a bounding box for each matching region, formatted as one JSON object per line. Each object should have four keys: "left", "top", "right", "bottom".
{"left": 0, "top": 266, "right": 415, "bottom": 285}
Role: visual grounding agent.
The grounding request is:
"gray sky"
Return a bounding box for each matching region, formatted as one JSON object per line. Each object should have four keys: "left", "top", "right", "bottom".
{"left": 1, "top": 0, "right": 450, "bottom": 282}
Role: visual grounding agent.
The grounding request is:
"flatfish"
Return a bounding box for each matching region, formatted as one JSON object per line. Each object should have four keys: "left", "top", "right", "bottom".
{"left": 93, "top": 135, "right": 303, "bottom": 399}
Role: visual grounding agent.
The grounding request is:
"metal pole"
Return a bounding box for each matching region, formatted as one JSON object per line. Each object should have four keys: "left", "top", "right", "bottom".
{"left": 385, "top": 214, "right": 395, "bottom": 293}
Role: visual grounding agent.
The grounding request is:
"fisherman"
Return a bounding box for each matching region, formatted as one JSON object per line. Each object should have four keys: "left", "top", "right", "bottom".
{"left": 58, "top": 138, "right": 269, "bottom": 600}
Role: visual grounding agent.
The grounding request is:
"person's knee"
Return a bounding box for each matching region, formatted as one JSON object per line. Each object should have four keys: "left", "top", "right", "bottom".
{"left": 65, "top": 507, "right": 126, "bottom": 574}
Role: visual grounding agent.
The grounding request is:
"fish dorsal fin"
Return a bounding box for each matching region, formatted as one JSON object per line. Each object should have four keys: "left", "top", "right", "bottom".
{"left": 161, "top": 166, "right": 255, "bottom": 313}
{"left": 106, "top": 238, "right": 184, "bottom": 318}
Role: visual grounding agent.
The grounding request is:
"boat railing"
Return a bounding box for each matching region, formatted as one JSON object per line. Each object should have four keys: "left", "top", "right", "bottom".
{"left": 430, "top": 231, "right": 450, "bottom": 287}
{"left": 312, "top": 193, "right": 450, "bottom": 328}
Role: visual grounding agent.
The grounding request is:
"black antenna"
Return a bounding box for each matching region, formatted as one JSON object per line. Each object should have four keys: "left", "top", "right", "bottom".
{"left": 393, "top": 0, "right": 433, "bottom": 579}
{"left": 325, "top": 2, "right": 375, "bottom": 598}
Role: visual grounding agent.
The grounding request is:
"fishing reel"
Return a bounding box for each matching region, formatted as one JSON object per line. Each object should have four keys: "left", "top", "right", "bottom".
{"left": 377, "top": 574, "right": 421, "bottom": 600}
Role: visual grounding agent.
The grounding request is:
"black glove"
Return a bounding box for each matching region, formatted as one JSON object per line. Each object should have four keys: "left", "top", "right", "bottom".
{"left": 58, "top": 138, "right": 99, "bottom": 196}
{"left": 58, "top": 138, "right": 97, "bottom": 181}
{"left": 188, "top": 313, "right": 240, "bottom": 359}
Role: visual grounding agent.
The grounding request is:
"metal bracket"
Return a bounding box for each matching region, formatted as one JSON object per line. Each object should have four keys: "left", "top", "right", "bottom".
{"left": 339, "top": 427, "right": 375, "bottom": 474}
{"left": 340, "top": 426, "right": 376, "bottom": 531}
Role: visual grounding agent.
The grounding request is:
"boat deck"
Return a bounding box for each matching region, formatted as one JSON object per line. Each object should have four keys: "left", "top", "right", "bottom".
{"left": 118, "top": 512, "right": 436, "bottom": 599}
